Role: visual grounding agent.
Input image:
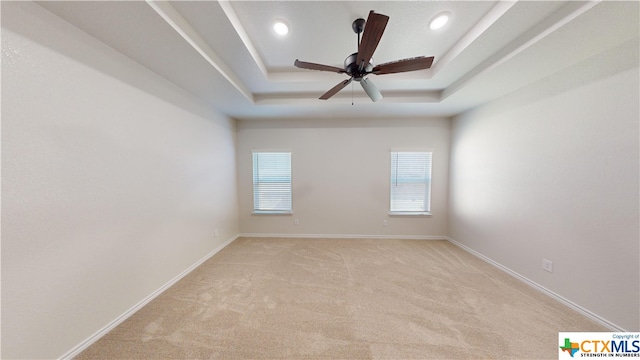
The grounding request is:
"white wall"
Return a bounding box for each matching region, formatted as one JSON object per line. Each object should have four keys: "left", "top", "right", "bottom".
{"left": 3, "top": 3, "right": 637, "bottom": 359}
{"left": 449, "top": 46, "right": 639, "bottom": 330}
{"left": 237, "top": 118, "right": 450, "bottom": 237}
{"left": 1, "top": 2, "right": 239, "bottom": 358}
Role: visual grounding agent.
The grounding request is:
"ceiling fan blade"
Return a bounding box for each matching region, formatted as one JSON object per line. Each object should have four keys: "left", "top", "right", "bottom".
{"left": 360, "top": 78, "right": 382, "bottom": 102}
{"left": 356, "top": 11, "right": 389, "bottom": 70}
{"left": 294, "top": 59, "right": 345, "bottom": 73}
{"left": 320, "top": 78, "right": 353, "bottom": 100}
{"left": 372, "top": 56, "right": 435, "bottom": 75}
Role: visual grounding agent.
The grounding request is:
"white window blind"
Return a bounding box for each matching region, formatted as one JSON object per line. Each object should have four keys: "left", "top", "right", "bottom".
{"left": 252, "top": 151, "right": 292, "bottom": 213}
{"left": 390, "top": 151, "right": 432, "bottom": 213}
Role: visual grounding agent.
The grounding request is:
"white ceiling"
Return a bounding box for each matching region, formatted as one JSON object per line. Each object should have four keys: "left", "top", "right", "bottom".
{"left": 37, "top": 1, "right": 639, "bottom": 120}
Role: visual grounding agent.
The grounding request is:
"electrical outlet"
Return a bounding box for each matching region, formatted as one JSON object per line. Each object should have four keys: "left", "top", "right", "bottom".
{"left": 542, "top": 259, "right": 553, "bottom": 273}
{"left": 294, "top": 219, "right": 299, "bottom": 226}
{"left": 214, "top": 229, "right": 219, "bottom": 238}
{"left": 382, "top": 220, "right": 388, "bottom": 227}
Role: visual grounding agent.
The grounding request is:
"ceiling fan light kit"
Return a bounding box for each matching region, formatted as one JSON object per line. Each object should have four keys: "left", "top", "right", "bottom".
{"left": 294, "top": 10, "right": 435, "bottom": 103}
{"left": 360, "top": 78, "right": 383, "bottom": 102}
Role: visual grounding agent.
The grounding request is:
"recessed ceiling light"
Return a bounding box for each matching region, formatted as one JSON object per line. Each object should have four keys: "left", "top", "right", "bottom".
{"left": 429, "top": 12, "right": 450, "bottom": 30}
{"left": 272, "top": 20, "right": 289, "bottom": 36}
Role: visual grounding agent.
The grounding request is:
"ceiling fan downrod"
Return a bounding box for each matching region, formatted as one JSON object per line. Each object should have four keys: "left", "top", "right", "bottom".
{"left": 352, "top": 17, "right": 366, "bottom": 47}
{"left": 352, "top": 18, "right": 367, "bottom": 72}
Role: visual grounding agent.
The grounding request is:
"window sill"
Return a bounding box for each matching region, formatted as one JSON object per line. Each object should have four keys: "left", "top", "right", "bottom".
{"left": 388, "top": 211, "right": 432, "bottom": 217}
{"left": 252, "top": 211, "right": 293, "bottom": 215}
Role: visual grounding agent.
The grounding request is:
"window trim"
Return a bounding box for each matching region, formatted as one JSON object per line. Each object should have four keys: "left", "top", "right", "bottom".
{"left": 389, "top": 150, "right": 433, "bottom": 216}
{"left": 251, "top": 150, "right": 293, "bottom": 215}
{"left": 388, "top": 211, "right": 432, "bottom": 216}
{"left": 252, "top": 210, "right": 293, "bottom": 215}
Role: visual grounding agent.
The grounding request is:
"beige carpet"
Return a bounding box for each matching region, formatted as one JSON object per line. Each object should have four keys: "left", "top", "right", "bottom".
{"left": 76, "top": 237, "right": 605, "bottom": 359}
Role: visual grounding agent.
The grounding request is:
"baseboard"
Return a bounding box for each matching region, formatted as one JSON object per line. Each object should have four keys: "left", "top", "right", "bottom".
{"left": 59, "top": 234, "right": 239, "bottom": 359}
{"left": 445, "top": 236, "right": 626, "bottom": 332}
{"left": 238, "top": 233, "right": 447, "bottom": 240}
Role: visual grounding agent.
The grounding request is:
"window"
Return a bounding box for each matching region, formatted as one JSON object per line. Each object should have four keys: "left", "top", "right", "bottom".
{"left": 390, "top": 151, "right": 432, "bottom": 214}
{"left": 252, "top": 151, "right": 292, "bottom": 214}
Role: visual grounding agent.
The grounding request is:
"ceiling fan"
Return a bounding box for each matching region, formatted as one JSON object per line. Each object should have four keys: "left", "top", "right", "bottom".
{"left": 294, "top": 10, "right": 435, "bottom": 102}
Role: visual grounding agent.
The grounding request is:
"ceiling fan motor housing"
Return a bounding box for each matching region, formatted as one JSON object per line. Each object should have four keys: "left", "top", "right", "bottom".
{"left": 344, "top": 52, "right": 373, "bottom": 80}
